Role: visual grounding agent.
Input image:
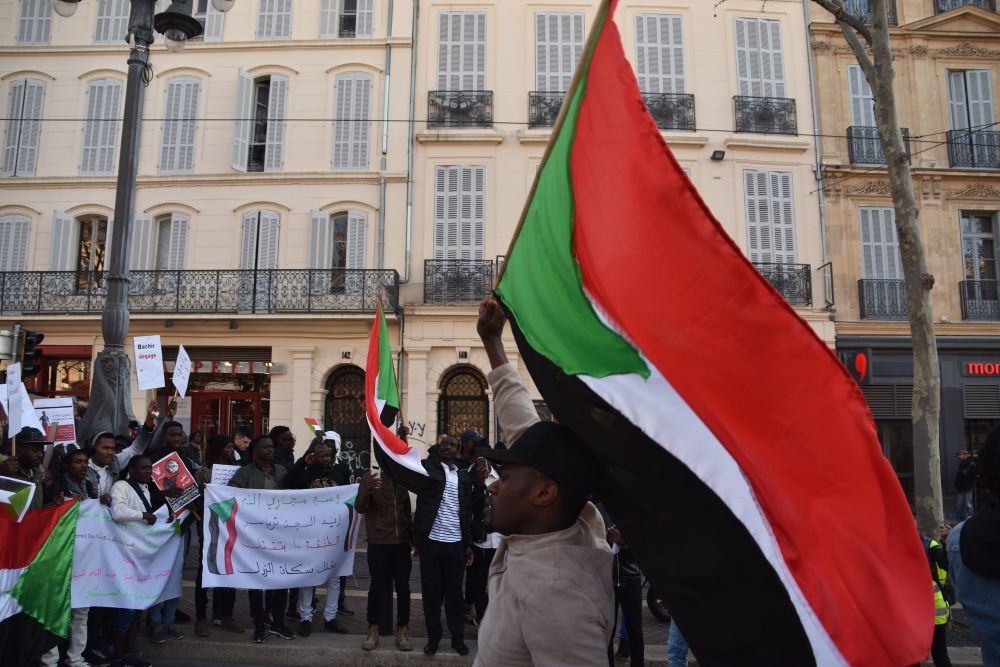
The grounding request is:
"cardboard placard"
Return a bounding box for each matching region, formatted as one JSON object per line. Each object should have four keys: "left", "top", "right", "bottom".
{"left": 209, "top": 464, "right": 240, "bottom": 487}
{"left": 34, "top": 397, "right": 76, "bottom": 446}
{"left": 173, "top": 345, "right": 193, "bottom": 398}
{"left": 151, "top": 451, "right": 200, "bottom": 513}
{"left": 0, "top": 385, "right": 44, "bottom": 434}
{"left": 134, "top": 335, "right": 165, "bottom": 391}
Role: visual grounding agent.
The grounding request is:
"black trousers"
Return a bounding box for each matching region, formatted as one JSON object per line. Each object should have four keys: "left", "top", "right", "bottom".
{"left": 366, "top": 543, "right": 412, "bottom": 632}
{"left": 930, "top": 623, "right": 952, "bottom": 667}
{"left": 419, "top": 538, "right": 465, "bottom": 645}
{"left": 468, "top": 545, "right": 495, "bottom": 622}
{"left": 607, "top": 579, "right": 644, "bottom": 667}
{"left": 249, "top": 589, "right": 288, "bottom": 629}
{"left": 194, "top": 558, "right": 236, "bottom": 620}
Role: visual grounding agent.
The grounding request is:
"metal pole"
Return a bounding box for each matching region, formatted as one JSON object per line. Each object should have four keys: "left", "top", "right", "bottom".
{"left": 80, "top": 0, "right": 155, "bottom": 442}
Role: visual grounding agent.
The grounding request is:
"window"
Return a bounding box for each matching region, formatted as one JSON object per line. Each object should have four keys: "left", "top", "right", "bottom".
{"left": 257, "top": 0, "right": 292, "bottom": 40}
{"left": 948, "top": 70, "right": 998, "bottom": 167}
{"left": 848, "top": 65, "right": 875, "bottom": 127}
{"left": 2, "top": 78, "right": 46, "bottom": 177}
{"left": 18, "top": 0, "right": 52, "bottom": 44}
{"left": 434, "top": 165, "right": 485, "bottom": 260}
{"left": 309, "top": 210, "right": 367, "bottom": 292}
{"left": 232, "top": 70, "right": 288, "bottom": 173}
{"left": 734, "top": 17, "right": 785, "bottom": 98}
{"left": 332, "top": 74, "right": 372, "bottom": 170}
{"left": 193, "top": 0, "right": 225, "bottom": 41}
{"left": 94, "top": 0, "right": 130, "bottom": 43}
{"left": 962, "top": 212, "right": 999, "bottom": 283}
{"left": 129, "top": 213, "right": 189, "bottom": 271}
{"left": 859, "top": 208, "right": 901, "bottom": 279}
{"left": 240, "top": 210, "right": 281, "bottom": 310}
{"left": 321, "top": 0, "right": 374, "bottom": 38}
{"left": 437, "top": 12, "right": 486, "bottom": 91}
{"left": 81, "top": 79, "right": 123, "bottom": 175}
{"left": 635, "top": 14, "right": 684, "bottom": 94}
{"left": 75, "top": 215, "right": 111, "bottom": 292}
{"left": 0, "top": 214, "right": 31, "bottom": 271}
{"left": 743, "top": 170, "right": 795, "bottom": 264}
{"left": 535, "top": 13, "right": 584, "bottom": 93}
{"left": 159, "top": 78, "right": 201, "bottom": 173}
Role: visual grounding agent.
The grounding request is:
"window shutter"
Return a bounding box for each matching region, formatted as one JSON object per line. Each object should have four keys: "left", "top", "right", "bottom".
{"left": 257, "top": 211, "right": 280, "bottom": 270}
{"left": 15, "top": 79, "right": 45, "bottom": 176}
{"left": 320, "top": 0, "right": 338, "bottom": 37}
{"left": 770, "top": 171, "right": 796, "bottom": 263}
{"left": 434, "top": 165, "right": 460, "bottom": 259}
{"left": 762, "top": 19, "right": 785, "bottom": 98}
{"left": 106, "top": 217, "right": 115, "bottom": 267}
{"left": 848, "top": 64, "right": 875, "bottom": 127}
{"left": 95, "top": 0, "right": 130, "bottom": 43}
{"left": 81, "top": 79, "right": 122, "bottom": 175}
{"left": 948, "top": 71, "right": 970, "bottom": 131}
{"left": 438, "top": 12, "right": 486, "bottom": 91}
{"left": 264, "top": 74, "right": 288, "bottom": 172}
{"left": 159, "top": 77, "right": 200, "bottom": 173}
{"left": 734, "top": 18, "right": 753, "bottom": 97}
{"left": 332, "top": 74, "right": 371, "bottom": 170}
{"left": 258, "top": 0, "right": 291, "bottom": 39}
{"left": 309, "top": 210, "right": 332, "bottom": 269}
{"left": 18, "top": 0, "right": 52, "bottom": 45}
{"left": 257, "top": 0, "right": 274, "bottom": 38}
{"left": 966, "top": 70, "right": 995, "bottom": 130}
{"left": 357, "top": 0, "right": 374, "bottom": 37}
{"left": 2, "top": 80, "right": 26, "bottom": 176}
{"left": 346, "top": 210, "right": 367, "bottom": 269}
{"left": 860, "top": 208, "right": 901, "bottom": 280}
{"left": 240, "top": 212, "right": 259, "bottom": 270}
{"left": 535, "top": 13, "right": 585, "bottom": 92}
{"left": 276, "top": 0, "right": 292, "bottom": 38}
{"left": 153, "top": 0, "right": 169, "bottom": 43}
{"left": 0, "top": 215, "right": 31, "bottom": 272}
{"left": 231, "top": 69, "right": 253, "bottom": 172}
{"left": 167, "top": 213, "right": 189, "bottom": 270}
{"left": 49, "top": 211, "right": 75, "bottom": 271}
{"left": 735, "top": 18, "right": 784, "bottom": 98}
{"left": 203, "top": 4, "right": 225, "bottom": 41}
{"left": 129, "top": 213, "right": 154, "bottom": 271}
{"left": 744, "top": 170, "right": 767, "bottom": 263}
{"left": 635, "top": 14, "right": 684, "bottom": 95}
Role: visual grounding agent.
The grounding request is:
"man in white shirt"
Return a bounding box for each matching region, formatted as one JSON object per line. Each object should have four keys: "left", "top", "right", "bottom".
{"left": 86, "top": 401, "right": 161, "bottom": 503}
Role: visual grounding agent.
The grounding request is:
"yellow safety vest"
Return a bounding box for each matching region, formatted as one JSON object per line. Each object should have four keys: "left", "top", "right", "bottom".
{"left": 929, "top": 540, "right": 950, "bottom": 625}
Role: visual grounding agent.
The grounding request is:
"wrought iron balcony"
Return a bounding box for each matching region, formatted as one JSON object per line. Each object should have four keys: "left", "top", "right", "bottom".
{"left": 859, "top": 279, "right": 907, "bottom": 320}
{"left": 935, "top": 0, "right": 996, "bottom": 13}
{"left": 0, "top": 269, "right": 400, "bottom": 316}
{"left": 734, "top": 96, "right": 797, "bottom": 135}
{"left": 642, "top": 93, "right": 696, "bottom": 131}
{"left": 339, "top": 14, "right": 357, "bottom": 37}
{"left": 528, "top": 91, "right": 565, "bottom": 128}
{"left": 947, "top": 129, "right": 1000, "bottom": 169}
{"left": 844, "top": 0, "right": 899, "bottom": 25}
{"left": 427, "top": 91, "right": 493, "bottom": 129}
{"left": 754, "top": 262, "right": 812, "bottom": 306}
{"left": 960, "top": 280, "right": 1000, "bottom": 321}
{"left": 424, "top": 260, "right": 493, "bottom": 304}
{"left": 847, "top": 126, "right": 911, "bottom": 165}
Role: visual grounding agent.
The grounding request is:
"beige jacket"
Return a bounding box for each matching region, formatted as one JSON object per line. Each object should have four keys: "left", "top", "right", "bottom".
{"left": 474, "top": 363, "right": 614, "bottom": 667}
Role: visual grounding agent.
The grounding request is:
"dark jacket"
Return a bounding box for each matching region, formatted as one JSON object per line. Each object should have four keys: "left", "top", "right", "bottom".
{"left": 463, "top": 461, "right": 491, "bottom": 544}
{"left": 284, "top": 458, "right": 350, "bottom": 490}
{"left": 228, "top": 462, "right": 288, "bottom": 489}
{"left": 57, "top": 473, "right": 99, "bottom": 500}
{"left": 274, "top": 448, "right": 295, "bottom": 473}
{"left": 956, "top": 459, "right": 978, "bottom": 493}
{"left": 411, "top": 459, "right": 480, "bottom": 547}
{"left": 356, "top": 472, "right": 413, "bottom": 545}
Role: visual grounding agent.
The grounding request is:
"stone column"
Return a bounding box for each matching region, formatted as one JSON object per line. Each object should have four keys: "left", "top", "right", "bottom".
{"left": 289, "top": 347, "right": 316, "bottom": 444}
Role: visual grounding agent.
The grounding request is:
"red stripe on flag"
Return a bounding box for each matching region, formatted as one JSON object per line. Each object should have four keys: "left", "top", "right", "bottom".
{"left": 365, "top": 304, "right": 410, "bottom": 457}
{"left": 223, "top": 500, "right": 238, "bottom": 575}
{"left": 566, "top": 4, "right": 931, "bottom": 665}
{"left": 0, "top": 501, "right": 75, "bottom": 570}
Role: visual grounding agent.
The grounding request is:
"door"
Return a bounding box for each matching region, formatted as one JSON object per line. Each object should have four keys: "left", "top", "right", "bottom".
{"left": 324, "top": 366, "right": 371, "bottom": 481}
{"left": 191, "top": 393, "right": 263, "bottom": 440}
{"left": 239, "top": 210, "right": 281, "bottom": 312}
{"left": 877, "top": 420, "right": 913, "bottom": 506}
{"left": 949, "top": 70, "right": 998, "bottom": 167}
{"left": 961, "top": 212, "right": 999, "bottom": 305}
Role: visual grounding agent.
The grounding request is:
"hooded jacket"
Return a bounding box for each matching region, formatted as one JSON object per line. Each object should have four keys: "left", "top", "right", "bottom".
{"left": 85, "top": 424, "right": 157, "bottom": 497}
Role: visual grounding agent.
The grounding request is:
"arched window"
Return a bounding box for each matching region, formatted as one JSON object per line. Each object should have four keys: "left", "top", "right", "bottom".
{"left": 325, "top": 366, "right": 371, "bottom": 478}
{"left": 437, "top": 366, "right": 489, "bottom": 442}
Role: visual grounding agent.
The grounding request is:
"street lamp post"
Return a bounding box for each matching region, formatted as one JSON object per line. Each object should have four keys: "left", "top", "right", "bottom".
{"left": 51, "top": 0, "right": 208, "bottom": 441}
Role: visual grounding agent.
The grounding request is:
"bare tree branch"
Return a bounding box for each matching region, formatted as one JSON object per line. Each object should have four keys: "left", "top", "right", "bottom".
{"left": 810, "top": 0, "right": 873, "bottom": 44}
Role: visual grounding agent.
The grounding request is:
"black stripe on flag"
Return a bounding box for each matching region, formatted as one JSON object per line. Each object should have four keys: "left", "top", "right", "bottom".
{"left": 207, "top": 511, "right": 221, "bottom": 576}
{"left": 380, "top": 404, "right": 398, "bottom": 429}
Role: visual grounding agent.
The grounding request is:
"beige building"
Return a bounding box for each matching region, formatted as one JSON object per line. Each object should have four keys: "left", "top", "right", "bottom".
{"left": 0, "top": 0, "right": 831, "bottom": 469}
{"left": 808, "top": 0, "right": 1000, "bottom": 504}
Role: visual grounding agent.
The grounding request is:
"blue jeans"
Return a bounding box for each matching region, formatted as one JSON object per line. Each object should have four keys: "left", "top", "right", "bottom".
{"left": 956, "top": 491, "right": 975, "bottom": 522}
{"left": 947, "top": 521, "right": 1000, "bottom": 667}
{"left": 148, "top": 598, "right": 178, "bottom": 627}
{"left": 668, "top": 620, "right": 689, "bottom": 666}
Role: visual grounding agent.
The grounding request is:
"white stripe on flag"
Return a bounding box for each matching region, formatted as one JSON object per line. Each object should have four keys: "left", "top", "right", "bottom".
{"left": 0, "top": 567, "right": 27, "bottom": 624}
{"left": 581, "top": 367, "right": 846, "bottom": 667}
{"left": 367, "top": 414, "right": 427, "bottom": 477}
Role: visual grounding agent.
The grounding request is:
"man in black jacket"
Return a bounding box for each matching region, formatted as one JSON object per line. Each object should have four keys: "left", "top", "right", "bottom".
{"left": 409, "top": 435, "right": 485, "bottom": 656}
{"left": 955, "top": 449, "right": 978, "bottom": 522}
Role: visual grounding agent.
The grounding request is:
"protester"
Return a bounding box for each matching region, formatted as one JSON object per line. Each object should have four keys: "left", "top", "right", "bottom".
{"left": 109, "top": 455, "right": 173, "bottom": 667}
{"left": 473, "top": 295, "right": 614, "bottom": 666}
{"left": 357, "top": 447, "right": 414, "bottom": 652}
{"left": 285, "top": 440, "right": 350, "bottom": 636}
{"left": 233, "top": 427, "right": 252, "bottom": 465}
{"left": 603, "top": 519, "right": 644, "bottom": 667}
{"left": 10, "top": 427, "right": 48, "bottom": 511}
{"left": 926, "top": 532, "right": 953, "bottom": 667}
{"left": 192, "top": 435, "right": 243, "bottom": 637}
{"left": 187, "top": 431, "right": 205, "bottom": 467}
{"left": 458, "top": 429, "right": 487, "bottom": 623}
{"left": 948, "top": 429, "right": 1000, "bottom": 666}
{"left": 87, "top": 401, "right": 161, "bottom": 504}
{"left": 229, "top": 436, "right": 294, "bottom": 643}
{"left": 467, "top": 455, "right": 499, "bottom": 626}
{"left": 268, "top": 425, "right": 296, "bottom": 472}
{"left": 956, "top": 449, "right": 978, "bottom": 522}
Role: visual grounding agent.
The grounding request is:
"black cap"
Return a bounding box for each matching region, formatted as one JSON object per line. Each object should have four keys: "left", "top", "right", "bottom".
{"left": 459, "top": 429, "right": 485, "bottom": 445}
{"left": 483, "top": 422, "right": 600, "bottom": 496}
{"left": 17, "top": 426, "right": 51, "bottom": 445}
{"left": 64, "top": 443, "right": 88, "bottom": 458}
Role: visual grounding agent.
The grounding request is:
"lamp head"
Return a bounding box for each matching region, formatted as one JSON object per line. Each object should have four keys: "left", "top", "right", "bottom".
{"left": 154, "top": 0, "right": 205, "bottom": 50}
{"left": 51, "top": 0, "right": 81, "bottom": 18}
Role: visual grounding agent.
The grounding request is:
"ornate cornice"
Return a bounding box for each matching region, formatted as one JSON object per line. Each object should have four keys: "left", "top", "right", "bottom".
{"left": 945, "top": 183, "right": 1000, "bottom": 200}
{"left": 847, "top": 180, "right": 893, "bottom": 196}
{"left": 908, "top": 45, "right": 928, "bottom": 57}
{"left": 935, "top": 42, "right": 1000, "bottom": 59}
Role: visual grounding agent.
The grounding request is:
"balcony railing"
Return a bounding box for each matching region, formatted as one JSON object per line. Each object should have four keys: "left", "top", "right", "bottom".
{"left": 859, "top": 279, "right": 908, "bottom": 320}
{"left": 339, "top": 13, "right": 357, "bottom": 37}
{"left": 844, "top": 0, "right": 899, "bottom": 25}
{"left": 642, "top": 93, "right": 696, "bottom": 131}
{"left": 528, "top": 91, "right": 565, "bottom": 128}
{"left": 960, "top": 280, "right": 1000, "bottom": 320}
{"left": 935, "top": 0, "right": 996, "bottom": 13}
{"left": 947, "top": 129, "right": 1000, "bottom": 169}
{"left": 754, "top": 262, "right": 812, "bottom": 306}
{"left": 847, "top": 126, "right": 911, "bottom": 165}
{"left": 0, "top": 269, "right": 400, "bottom": 315}
{"left": 424, "top": 260, "right": 493, "bottom": 304}
{"left": 734, "top": 96, "right": 797, "bottom": 135}
{"left": 427, "top": 91, "right": 493, "bottom": 129}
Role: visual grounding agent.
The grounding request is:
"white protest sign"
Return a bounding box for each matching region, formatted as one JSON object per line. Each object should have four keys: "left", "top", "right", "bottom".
{"left": 133, "top": 335, "right": 165, "bottom": 390}
{"left": 6, "top": 362, "right": 22, "bottom": 433}
{"left": 173, "top": 345, "right": 193, "bottom": 398}
{"left": 71, "top": 500, "right": 183, "bottom": 609}
{"left": 209, "top": 464, "right": 240, "bottom": 486}
{"left": 0, "top": 384, "right": 44, "bottom": 435}
{"left": 34, "top": 397, "right": 76, "bottom": 446}
{"left": 201, "top": 484, "right": 360, "bottom": 590}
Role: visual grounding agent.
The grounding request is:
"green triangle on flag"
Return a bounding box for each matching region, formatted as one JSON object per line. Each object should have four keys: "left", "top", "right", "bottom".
{"left": 209, "top": 497, "right": 236, "bottom": 524}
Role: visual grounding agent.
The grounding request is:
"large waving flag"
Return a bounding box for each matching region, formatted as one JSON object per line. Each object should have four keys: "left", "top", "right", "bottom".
{"left": 494, "top": 1, "right": 932, "bottom": 665}
{"left": 365, "top": 303, "right": 435, "bottom": 494}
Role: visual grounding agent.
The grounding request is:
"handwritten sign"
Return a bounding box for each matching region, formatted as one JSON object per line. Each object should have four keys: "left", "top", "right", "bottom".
{"left": 133, "top": 335, "right": 165, "bottom": 390}
{"left": 152, "top": 452, "right": 200, "bottom": 513}
{"left": 0, "top": 384, "right": 44, "bottom": 435}
{"left": 6, "top": 362, "right": 21, "bottom": 433}
{"left": 201, "top": 483, "right": 360, "bottom": 590}
{"left": 71, "top": 500, "right": 183, "bottom": 609}
{"left": 209, "top": 464, "right": 240, "bottom": 487}
{"left": 34, "top": 397, "right": 76, "bottom": 446}
{"left": 173, "top": 345, "right": 193, "bottom": 398}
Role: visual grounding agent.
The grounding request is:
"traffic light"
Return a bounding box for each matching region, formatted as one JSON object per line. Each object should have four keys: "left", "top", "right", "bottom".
{"left": 21, "top": 330, "right": 44, "bottom": 378}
